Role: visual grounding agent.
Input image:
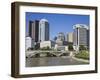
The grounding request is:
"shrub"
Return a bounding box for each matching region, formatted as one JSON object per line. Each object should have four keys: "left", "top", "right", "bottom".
{"left": 68, "top": 44, "right": 73, "bottom": 51}
{"left": 79, "top": 45, "right": 86, "bottom": 51}
{"left": 40, "top": 46, "right": 52, "bottom": 50}
{"left": 75, "top": 50, "right": 89, "bottom": 60}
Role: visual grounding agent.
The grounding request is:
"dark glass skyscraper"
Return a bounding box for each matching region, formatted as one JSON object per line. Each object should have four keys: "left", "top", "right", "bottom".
{"left": 29, "top": 20, "right": 39, "bottom": 42}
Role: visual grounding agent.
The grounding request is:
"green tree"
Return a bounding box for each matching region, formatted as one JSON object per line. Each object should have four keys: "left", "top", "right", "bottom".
{"left": 79, "top": 45, "right": 86, "bottom": 51}
{"left": 46, "top": 46, "right": 50, "bottom": 50}
{"left": 40, "top": 46, "right": 51, "bottom": 50}
{"left": 68, "top": 44, "right": 73, "bottom": 51}
{"left": 27, "top": 47, "right": 34, "bottom": 51}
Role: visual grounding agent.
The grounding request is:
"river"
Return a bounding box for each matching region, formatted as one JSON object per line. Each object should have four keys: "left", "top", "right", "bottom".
{"left": 26, "top": 56, "right": 88, "bottom": 67}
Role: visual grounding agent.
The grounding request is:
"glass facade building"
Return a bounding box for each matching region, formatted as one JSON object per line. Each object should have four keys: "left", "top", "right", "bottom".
{"left": 39, "top": 19, "right": 49, "bottom": 42}
{"left": 29, "top": 20, "right": 39, "bottom": 42}
{"left": 73, "top": 24, "right": 89, "bottom": 50}
{"left": 57, "top": 32, "right": 65, "bottom": 41}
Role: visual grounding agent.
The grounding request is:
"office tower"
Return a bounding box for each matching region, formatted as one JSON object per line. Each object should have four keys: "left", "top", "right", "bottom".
{"left": 28, "top": 21, "right": 33, "bottom": 38}
{"left": 73, "top": 24, "right": 89, "bottom": 51}
{"left": 28, "top": 20, "right": 39, "bottom": 42}
{"left": 56, "top": 32, "right": 66, "bottom": 46}
{"left": 87, "top": 29, "right": 89, "bottom": 48}
{"left": 57, "top": 32, "right": 65, "bottom": 41}
{"left": 39, "top": 19, "right": 49, "bottom": 42}
{"left": 67, "top": 32, "right": 73, "bottom": 43}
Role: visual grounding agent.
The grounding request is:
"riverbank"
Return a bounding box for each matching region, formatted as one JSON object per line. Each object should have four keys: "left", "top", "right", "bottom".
{"left": 72, "top": 56, "right": 89, "bottom": 63}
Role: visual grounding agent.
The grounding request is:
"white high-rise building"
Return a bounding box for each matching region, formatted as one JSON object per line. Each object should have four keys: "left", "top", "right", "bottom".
{"left": 25, "top": 36, "right": 34, "bottom": 50}
{"left": 39, "top": 19, "right": 49, "bottom": 42}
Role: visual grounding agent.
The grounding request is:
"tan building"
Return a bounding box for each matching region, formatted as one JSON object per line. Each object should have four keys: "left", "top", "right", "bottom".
{"left": 40, "top": 41, "right": 55, "bottom": 48}
{"left": 67, "top": 32, "right": 73, "bottom": 43}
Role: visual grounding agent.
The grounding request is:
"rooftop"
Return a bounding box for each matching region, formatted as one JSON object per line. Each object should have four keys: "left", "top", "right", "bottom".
{"left": 73, "top": 24, "right": 89, "bottom": 29}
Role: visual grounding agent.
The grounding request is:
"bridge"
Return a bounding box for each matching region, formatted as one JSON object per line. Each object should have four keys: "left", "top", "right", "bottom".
{"left": 26, "top": 50, "right": 78, "bottom": 58}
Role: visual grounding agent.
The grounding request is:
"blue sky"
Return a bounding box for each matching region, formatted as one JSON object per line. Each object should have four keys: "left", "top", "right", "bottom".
{"left": 26, "top": 12, "right": 89, "bottom": 40}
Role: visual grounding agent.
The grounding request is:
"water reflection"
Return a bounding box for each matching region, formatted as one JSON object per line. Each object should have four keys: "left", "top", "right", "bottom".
{"left": 26, "top": 56, "right": 88, "bottom": 67}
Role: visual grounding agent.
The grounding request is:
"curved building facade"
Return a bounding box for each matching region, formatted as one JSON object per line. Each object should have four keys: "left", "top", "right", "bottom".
{"left": 39, "top": 19, "right": 49, "bottom": 42}
{"left": 73, "top": 24, "right": 89, "bottom": 51}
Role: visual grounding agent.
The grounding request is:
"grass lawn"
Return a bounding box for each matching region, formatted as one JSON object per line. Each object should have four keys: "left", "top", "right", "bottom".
{"left": 75, "top": 50, "right": 89, "bottom": 60}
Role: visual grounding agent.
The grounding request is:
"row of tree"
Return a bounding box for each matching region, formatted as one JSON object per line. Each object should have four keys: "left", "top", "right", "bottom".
{"left": 68, "top": 44, "right": 88, "bottom": 51}
{"left": 27, "top": 45, "right": 87, "bottom": 51}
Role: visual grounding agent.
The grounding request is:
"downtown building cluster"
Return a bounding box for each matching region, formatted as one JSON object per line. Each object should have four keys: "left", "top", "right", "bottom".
{"left": 26, "top": 19, "right": 89, "bottom": 51}
{"left": 25, "top": 19, "right": 49, "bottom": 50}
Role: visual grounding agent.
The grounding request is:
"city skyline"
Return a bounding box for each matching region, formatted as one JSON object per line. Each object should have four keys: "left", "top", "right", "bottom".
{"left": 26, "top": 12, "right": 90, "bottom": 40}
{"left": 25, "top": 13, "right": 90, "bottom": 66}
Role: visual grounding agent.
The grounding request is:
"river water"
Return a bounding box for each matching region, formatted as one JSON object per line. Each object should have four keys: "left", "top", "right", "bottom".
{"left": 26, "top": 56, "right": 88, "bottom": 67}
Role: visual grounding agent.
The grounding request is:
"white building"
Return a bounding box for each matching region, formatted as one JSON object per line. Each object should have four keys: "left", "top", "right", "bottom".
{"left": 54, "top": 44, "right": 68, "bottom": 51}
{"left": 39, "top": 19, "right": 49, "bottom": 42}
{"left": 40, "top": 41, "right": 55, "bottom": 48}
{"left": 25, "top": 36, "right": 34, "bottom": 50}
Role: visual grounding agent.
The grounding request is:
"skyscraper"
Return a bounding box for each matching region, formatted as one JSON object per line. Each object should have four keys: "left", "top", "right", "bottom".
{"left": 28, "top": 21, "right": 33, "bottom": 38}
{"left": 57, "top": 32, "right": 65, "bottom": 41}
{"left": 56, "top": 32, "right": 66, "bottom": 46}
{"left": 39, "top": 19, "right": 49, "bottom": 42}
{"left": 29, "top": 20, "right": 39, "bottom": 42}
{"left": 73, "top": 24, "right": 89, "bottom": 51}
{"left": 67, "top": 32, "right": 73, "bottom": 43}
